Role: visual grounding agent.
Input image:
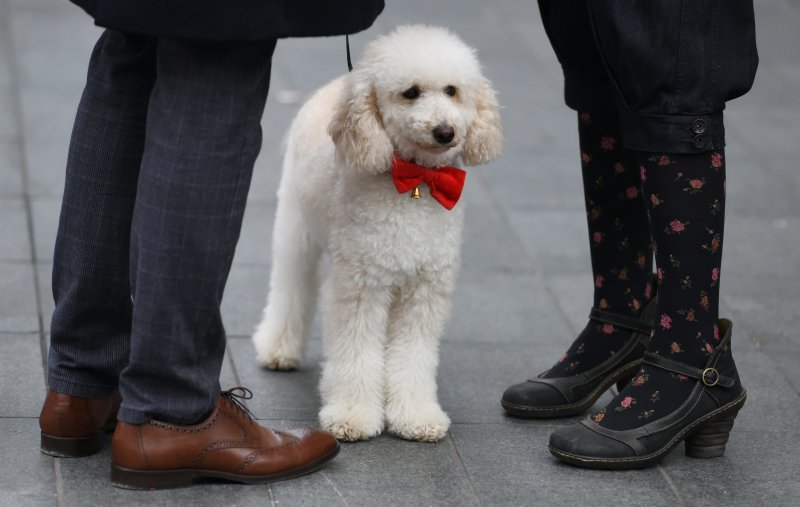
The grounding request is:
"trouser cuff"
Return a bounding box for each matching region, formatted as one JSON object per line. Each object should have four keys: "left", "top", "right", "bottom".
{"left": 46, "top": 375, "right": 117, "bottom": 399}
{"left": 619, "top": 110, "right": 725, "bottom": 154}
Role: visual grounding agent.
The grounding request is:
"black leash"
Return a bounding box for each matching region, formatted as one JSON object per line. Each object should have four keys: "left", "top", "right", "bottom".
{"left": 346, "top": 34, "right": 353, "bottom": 72}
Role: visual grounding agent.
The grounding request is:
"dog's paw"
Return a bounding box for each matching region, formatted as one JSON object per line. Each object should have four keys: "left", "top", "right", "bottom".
{"left": 386, "top": 402, "right": 450, "bottom": 443}
{"left": 319, "top": 404, "right": 384, "bottom": 442}
{"left": 257, "top": 351, "right": 300, "bottom": 371}
{"left": 252, "top": 327, "right": 302, "bottom": 371}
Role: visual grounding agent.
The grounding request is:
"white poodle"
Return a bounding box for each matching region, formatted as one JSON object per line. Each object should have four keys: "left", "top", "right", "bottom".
{"left": 252, "top": 25, "right": 503, "bottom": 442}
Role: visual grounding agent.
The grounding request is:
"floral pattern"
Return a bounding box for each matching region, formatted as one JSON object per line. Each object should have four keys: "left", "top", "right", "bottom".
{"left": 590, "top": 150, "right": 727, "bottom": 431}
{"left": 543, "top": 111, "right": 652, "bottom": 379}
{"left": 614, "top": 396, "right": 637, "bottom": 412}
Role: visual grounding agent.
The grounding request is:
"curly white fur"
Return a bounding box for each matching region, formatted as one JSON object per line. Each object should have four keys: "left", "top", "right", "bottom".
{"left": 252, "top": 25, "right": 503, "bottom": 442}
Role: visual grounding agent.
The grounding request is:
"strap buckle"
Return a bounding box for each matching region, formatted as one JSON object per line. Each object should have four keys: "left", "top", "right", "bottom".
{"left": 701, "top": 367, "right": 720, "bottom": 387}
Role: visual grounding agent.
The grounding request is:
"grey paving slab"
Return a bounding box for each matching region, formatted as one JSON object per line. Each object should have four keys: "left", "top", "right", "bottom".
{"left": 271, "top": 433, "right": 479, "bottom": 507}
{"left": 459, "top": 177, "right": 534, "bottom": 275}
{"left": 542, "top": 272, "right": 597, "bottom": 335}
{"left": 723, "top": 292, "right": 799, "bottom": 353}
{"left": 0, "top": 88, "right": 16, "bottom": 140}
{"left": 728, "top": 351, "right": 800, "bottom": 433}
{"left": 34, "top": 263, "right": 52, "bottom": 335}
{"left": 476, "top": 151, "right": 586, "bottom": 213}
{"left": 723, "top": 148, "right": 800, "bottom": 220}
{"left": 0, "top": 261, "right": 39, "bottom": 333}
{"left": 449, "top": 423, "right": 681, "bottom": 506}
{"left": 723, "top": 215, "right": 800, "bottom": 274}
{"left": 19, "top": 87, "right": 82, "bottom": 148}
{"left": 227, "top": 336, "right": 322, "bottom": 421}
{"left": 448, "top": 271, "right": 569, "bottom": 345}
{"left": 230, "top": 199, "right": 276, "bottom": 268}
{"left": 0, "top": 140, "right": 23, "bottom": 196}
{"left": 0, "top": 51, "right": 10, "bottom": 89}
{"left": 29, "top": 197, "right": 58, "bottom": 263}
{"left": 221, "top": 265, "right": 270, "bottom": 338}
{"left": 664, "top": 430, "right": 800, "bottom": 506}
{"left": 763, "top": 348, "right": 800, "bottom": 395}
{"left": 23, "top": 140, "right": 68, "bottom": 197}
{"left": 505, "top": 207, "right": 591, "bottom": 275}
{"left": 8, "top": 3, "right": 99, "bottom": 92}
{"left": 0, "top": 196, "right": 29, "bottom": 261}
{"left": 0, "top": 333, "right": 45, "bottom": 417}
{"left": 0, "top": 418, "right": 57, "bottom": 506}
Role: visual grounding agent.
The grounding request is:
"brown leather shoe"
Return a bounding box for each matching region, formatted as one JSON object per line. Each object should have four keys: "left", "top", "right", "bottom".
{"left": 110, "top": 387, "right": 340, "bottom": 490}
{"left": 39, "top": 389, "right": 121, "bottom": 457}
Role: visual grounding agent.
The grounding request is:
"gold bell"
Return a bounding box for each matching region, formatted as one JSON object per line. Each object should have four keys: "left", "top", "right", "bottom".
{"left": 411, "top": 187, "right": 421, "bottom": 199}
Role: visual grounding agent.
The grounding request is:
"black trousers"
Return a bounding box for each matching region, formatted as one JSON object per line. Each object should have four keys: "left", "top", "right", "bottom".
{"left": 538, "top": 0, "right": 758, "bottom": 153}
{"left": 48, "top": 30, "right": 276, "bottom": 424}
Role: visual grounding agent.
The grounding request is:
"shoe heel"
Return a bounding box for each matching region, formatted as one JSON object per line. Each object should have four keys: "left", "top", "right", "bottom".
{"left": 684, "top": 414, "right": 737, "bottom": 459}
{"left": 41, "top": 433, "right": 103, "bottom": 458}
{"left": 111, "top": 465, "right": 197, "bottom": 490}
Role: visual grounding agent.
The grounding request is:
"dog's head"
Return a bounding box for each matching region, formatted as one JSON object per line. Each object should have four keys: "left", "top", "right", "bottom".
{"left": 328, "top": 25, "right": 504, "bottom": 175}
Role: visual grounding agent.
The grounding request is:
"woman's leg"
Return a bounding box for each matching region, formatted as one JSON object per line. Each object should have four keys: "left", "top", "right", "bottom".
{"left": 541, "top": 106, "right": 652, "bottom": 380}
{"left": 549, "top": 0, "right": 757, "bottom": 468}
{"left": 502, "top": 0, "right": 655, "bottom": 418}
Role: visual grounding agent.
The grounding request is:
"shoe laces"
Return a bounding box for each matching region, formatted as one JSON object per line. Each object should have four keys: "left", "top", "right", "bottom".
{"left": 221, "top": 387, "right": 257, "bottom": 420}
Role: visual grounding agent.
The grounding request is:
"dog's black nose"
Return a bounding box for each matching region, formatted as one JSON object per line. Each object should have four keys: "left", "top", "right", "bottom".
{"left": 432, "top": 125, "right": 455, "bottom": 145}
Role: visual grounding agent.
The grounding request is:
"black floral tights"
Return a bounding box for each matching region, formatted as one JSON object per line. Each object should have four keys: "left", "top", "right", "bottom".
{"left": 545, "top": 110, "right": 727, "bottom": 431}
{"left": 593, "top": 149, "right": 726, "bottom": 430}
{"left": 543, "top": 110, "right": 653, "bottom": 379}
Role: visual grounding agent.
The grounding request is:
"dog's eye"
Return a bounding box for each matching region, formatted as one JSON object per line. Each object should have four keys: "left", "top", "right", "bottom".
{"left": 445, "top": 85, "right": 457, "bottom": 97}
{"left": 402, "top": 86, "right": 420, "bottom": 100}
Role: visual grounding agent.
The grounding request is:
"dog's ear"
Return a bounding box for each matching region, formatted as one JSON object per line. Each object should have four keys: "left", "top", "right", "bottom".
{"left": 461, "top": 80, "right": 504, "bottom": 167}
{"left": 328, "top": 72, "right": 394, "bottom": 175}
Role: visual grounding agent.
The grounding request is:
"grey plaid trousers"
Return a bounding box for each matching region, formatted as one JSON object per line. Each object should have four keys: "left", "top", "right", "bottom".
{"left": 48, "top": 30, "right": 276, "bottom": 424}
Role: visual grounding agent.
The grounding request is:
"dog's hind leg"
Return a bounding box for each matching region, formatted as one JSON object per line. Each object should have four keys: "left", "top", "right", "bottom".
{"left": 252, "top": 185, "right": 321, "bottom": 370}
{"left": 384, "top": 269, "right": 455, "bottom": 442}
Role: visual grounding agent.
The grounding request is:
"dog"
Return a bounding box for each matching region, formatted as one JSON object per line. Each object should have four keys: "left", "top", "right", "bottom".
{"left": 251, "top": 25, "right": 503, "bottom": 442}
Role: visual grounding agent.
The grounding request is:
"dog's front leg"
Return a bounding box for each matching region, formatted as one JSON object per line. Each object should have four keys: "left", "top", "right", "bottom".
{"left": 318, "top": 263, "right": 391, "bottom": 441}
{"left": 384, "top": 271, "right": 454, "bottom": 443}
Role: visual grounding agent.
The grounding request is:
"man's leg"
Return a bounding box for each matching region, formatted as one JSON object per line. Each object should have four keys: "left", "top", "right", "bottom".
{"left": 48, "top": 30, "right": 156, "bottom": 398}
{"left": 117, "top": 37, "right": 276, "bottom": 425}
{"left": 107, "top": 38, "right": 342, "bottom": 490}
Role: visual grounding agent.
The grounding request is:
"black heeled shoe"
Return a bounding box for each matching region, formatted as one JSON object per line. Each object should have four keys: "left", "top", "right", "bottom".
{"left": 502, "top": 297, "right": 657, "bottom": 418}
{"left": 548, "top": 318, "right": 745, "bottom": 469}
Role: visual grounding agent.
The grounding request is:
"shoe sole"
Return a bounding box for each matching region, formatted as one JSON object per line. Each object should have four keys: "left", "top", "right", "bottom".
{"left": 548, "top": 390, "right": 747, "bottom": 470}
{"left": 110, "top": 442, "right": 341, "bottom": 490}
{"left": 41, "top": 433, "right": 104, "bottom": 458}
{"left": 501, "top": 360, "right": 641, "bottom": 419}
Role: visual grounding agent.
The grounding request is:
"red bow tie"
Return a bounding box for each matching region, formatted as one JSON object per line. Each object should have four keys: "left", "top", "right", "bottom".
{"left": 391, "top": 156, "right": 467, "bottom": 210}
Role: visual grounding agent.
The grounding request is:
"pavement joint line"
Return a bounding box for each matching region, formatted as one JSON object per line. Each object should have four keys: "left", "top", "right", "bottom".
{"left": 658, "top": 465, "right": 688, "bottom": 506}
{"left": 445, "top": 431, "right": 484, "bottom": 507}
{"left": 0, "top": 0, "right": 50, "bottom": 388}
{"left": 54, "top": 457, "right": 65, "bottom": 507}
{"left": 319, "top": 470, "right": 350, "bottom": 507}
{"left": 267, "top": 484, "right": 278, "bottom": 507}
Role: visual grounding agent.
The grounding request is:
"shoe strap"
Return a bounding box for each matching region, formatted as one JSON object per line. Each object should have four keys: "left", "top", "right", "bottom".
{"left": 642, "top": 353, "right": 735, "bottom": 388}
{"left": 589, "top": 308, "right": 652, "bottom": 336}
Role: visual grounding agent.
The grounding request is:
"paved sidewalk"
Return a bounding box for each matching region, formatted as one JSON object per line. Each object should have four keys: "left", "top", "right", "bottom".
{"left": 2, "top": 0, "right": 799, "bottom": 505}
